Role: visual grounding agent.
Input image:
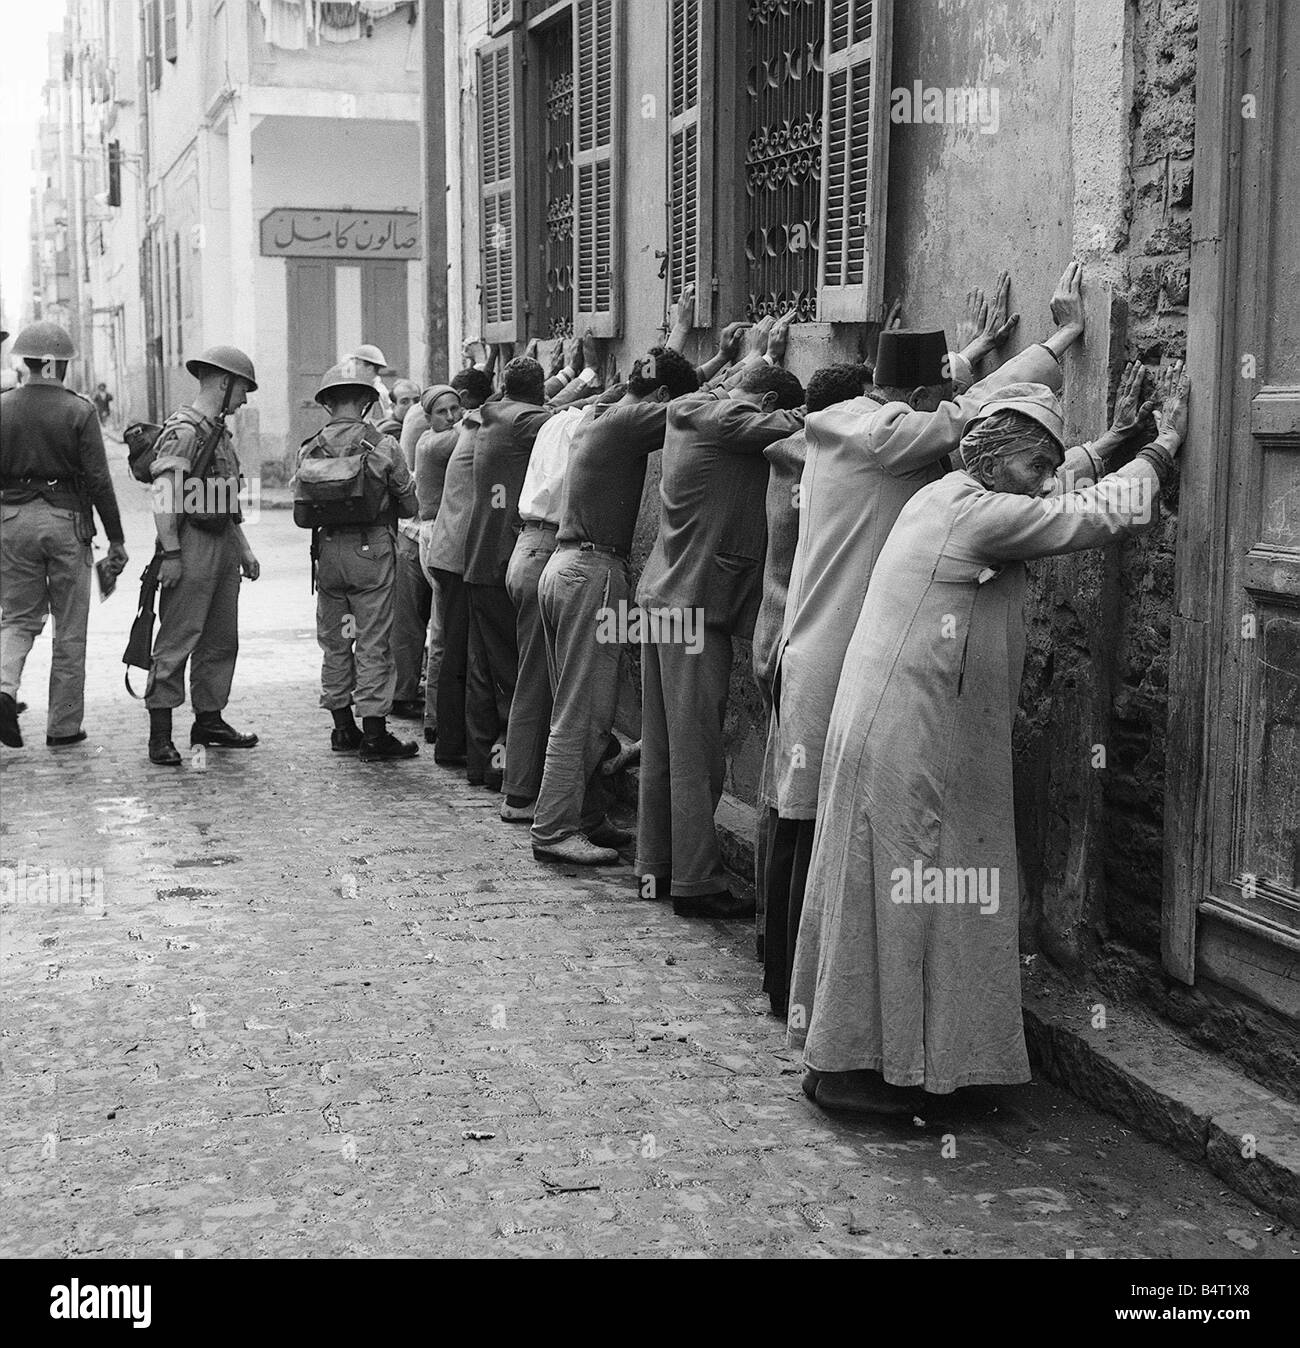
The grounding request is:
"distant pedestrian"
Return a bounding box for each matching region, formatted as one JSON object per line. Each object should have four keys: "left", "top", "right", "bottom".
{"left": 91, "top": 382, "right": 113, "bottom": 426}
{"left": 343, "top": 343, "right": 395, "bottom": 425}
{"left": 0, "top": 322, "right": 128, "bottom": 749}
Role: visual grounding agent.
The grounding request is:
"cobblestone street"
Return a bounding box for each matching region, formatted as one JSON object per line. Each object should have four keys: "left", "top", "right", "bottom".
{"left": 0, "top": 453, "right": 1294, "bottom": 1260}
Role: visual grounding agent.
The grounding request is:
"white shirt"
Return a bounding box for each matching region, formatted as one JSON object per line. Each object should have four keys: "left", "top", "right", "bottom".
{"left": 517, "top": 406, "right": 586, "bottom": 525}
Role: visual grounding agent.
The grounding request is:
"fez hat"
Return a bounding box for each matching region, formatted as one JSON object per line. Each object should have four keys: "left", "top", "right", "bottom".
{"left": 873, "top": 328, "right": 949, "bottom": 388}
{"left": 346, "top": 344, "right": 394, "bottom": 375}
{"left": 420, "top": 383, "right": 459, "bottom": 415}
{"left": 967, "top": 382, "right": 1066, "bottom": 453}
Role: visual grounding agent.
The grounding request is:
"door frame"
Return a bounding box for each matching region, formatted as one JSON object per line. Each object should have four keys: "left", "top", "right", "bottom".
{"left": 1166, "top": 0, "right": 1300, "bottom": 1003}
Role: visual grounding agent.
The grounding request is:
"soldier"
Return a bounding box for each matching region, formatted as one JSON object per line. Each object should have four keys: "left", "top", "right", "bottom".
{"left": 343, "top": 344, "right": 395, "bottom": 426}
{"left": 296, "top": 361, "right": 419, "bottom": 762}
{"left": 0, "top": 322, "right": 128, "bottom": 749}
{"left": 145, "top": 345, "right": 260, "bottom": 766}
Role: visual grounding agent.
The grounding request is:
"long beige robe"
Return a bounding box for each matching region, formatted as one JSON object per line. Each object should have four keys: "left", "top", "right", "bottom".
{"left": 788, "top": 457, "right": 1163, "bottom": 1093}
{"left": 772, "top": 346, "right": 1068, "bottom": 821}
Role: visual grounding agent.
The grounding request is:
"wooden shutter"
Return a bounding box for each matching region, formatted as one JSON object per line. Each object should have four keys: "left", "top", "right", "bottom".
{"left": 146, "top": 0, "right": 162, "bottom": 90}
{"left": 163, "top": 0, "right": 178, "bottom": 62}
{"left": 573, "top": 0, "right": 621, "bottom": 337}
{"left": 488, "top": 0, "right": 523, "bottom": 35}
{"left": 818, "top": 0, "right": 892, "bottom": 321}
{"left": 478, "top": 33, "right": 524, "bottom": 344}
{"left": 667, "top": 0, "right": 714, "bottom": 327}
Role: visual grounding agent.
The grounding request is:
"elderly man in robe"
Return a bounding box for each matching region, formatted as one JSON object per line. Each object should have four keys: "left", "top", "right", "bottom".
{"left": 789, "top": 361, "right": 1189, "bottom": 1114}
{"left": 762, "top": 267, "right": 1089, "bottom": 1017}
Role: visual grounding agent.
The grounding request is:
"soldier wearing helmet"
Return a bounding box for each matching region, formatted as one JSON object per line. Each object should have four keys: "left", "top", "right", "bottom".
{"left": 296, "top": 359, "right": 419, "bottom": 761}
{"left": 342, "top": 343, "right": 395, "bottom": 426}
{"left": 0, "top": 321, "right": 128, "bottom": 750}
{"left": 144, "top": 344, "right": 261, "bottom": 766}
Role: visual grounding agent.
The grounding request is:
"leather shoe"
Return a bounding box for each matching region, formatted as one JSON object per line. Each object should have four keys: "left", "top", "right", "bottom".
{"left": 532, "top": 835, "right": 620, "bottom": 866}
{"left": 391, "top": 699, "right": 424, "bottom": 720}
{"left": 359, "top": 731, "right": 419, "bottom": 762}
{"left": 673, "top": 890, "right": 756, "bottom": 920}
{"left": 586, "top": 820, "right": 632, "bottom": 849}
{"left": 0, "top": 693, "right": 21, "bottom": 748}
{"left": 47, "top": 731, "right": 88, "bottom": 748}
{"left": 331, "top": 725, "right": 364, "bottom": 753}
{"left": 423, "top": 727, "right": 437, "bottom": 744}
{"left": 191, "top": 718, "right": 258, "bottom": 748}
{"left": 813, "top": 1070, "right": 923, "bottom": 1117}
{"left": 149, "top": 736, "right": 182, "bottom": 766}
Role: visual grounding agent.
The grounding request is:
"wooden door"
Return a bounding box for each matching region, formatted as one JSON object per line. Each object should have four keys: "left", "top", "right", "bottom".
{"left": 1170, "top": 0, "right": 1300, "bottom": 1018}
{"left": 362, "top": 260, "right": 410, "bottom": 382}
{"left": 287, "top": 257, "right": 334, "bottom": 454}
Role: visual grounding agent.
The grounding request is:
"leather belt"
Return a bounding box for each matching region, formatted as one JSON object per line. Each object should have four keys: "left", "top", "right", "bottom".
{"left": 520, "top": 519, "right": 559, "bottom": 532}
{"left": 556, "top": 539, "right": 628, "bottom": 561}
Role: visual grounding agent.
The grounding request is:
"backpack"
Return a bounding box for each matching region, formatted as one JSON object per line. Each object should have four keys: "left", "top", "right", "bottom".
{"left": 292, "top": 425, "right": 390, "bottom": 529}
{"left": 123, "top": 408, "right": 206, "bottom": 484}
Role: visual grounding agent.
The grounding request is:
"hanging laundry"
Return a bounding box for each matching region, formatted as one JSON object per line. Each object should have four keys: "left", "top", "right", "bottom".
{"left": 319, "top": 2, "right": 362, "bottom": 42}
{"left": 258, "top": 0, "right": 311, "bottom": 51}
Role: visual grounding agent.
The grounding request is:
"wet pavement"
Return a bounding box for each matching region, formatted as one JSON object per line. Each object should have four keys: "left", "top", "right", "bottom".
{"left": 1, "top": 447, "right": 1295, "bottom": 1258}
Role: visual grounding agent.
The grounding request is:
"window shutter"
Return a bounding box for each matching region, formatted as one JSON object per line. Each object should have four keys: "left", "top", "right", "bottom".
{"left": 573, "top": 0, "right": 621, "bottom": 337}
{"left": 488, "top": 0, "right": 523, "bottom": 36}
{"left": 478, "top": 33, "right": 525, "bottom": 344}
{"left": 818, "top": 0, "right": 892, "bottom": 321}
{"left": 146, "top": 0, "right": 162, "bottom": 91}
{"left": 163, "top": 0, "right": 178, "bottom": 62}
{"left": 667, "top": 0, "right": 714, "bottom": 327}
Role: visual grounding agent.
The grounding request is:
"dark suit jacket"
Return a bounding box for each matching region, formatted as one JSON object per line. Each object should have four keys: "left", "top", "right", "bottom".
{"left": 462, "top": 397, "right": 552, "bottom": 586}
{"left": 636, "top": 390, "right": 803, "bottom": 638}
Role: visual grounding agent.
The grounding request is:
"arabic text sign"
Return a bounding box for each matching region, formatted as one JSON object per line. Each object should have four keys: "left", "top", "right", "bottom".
{"left": 259, "top": 209, "right": 422, "bottom": 259}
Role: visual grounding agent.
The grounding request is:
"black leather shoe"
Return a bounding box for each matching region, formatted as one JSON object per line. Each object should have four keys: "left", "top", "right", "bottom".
{"left": 587, "top": 820, "right": 633, "bottom": 849}
{"left": 191, "top": 718, "right": 259, "bottom": 748}
{"left": 359, "top": 731, "right": 419, "bottom": 762}
{"left": 47, "top": 731, "right": 88, "bottom": 748}
{"left": 673, "top": 890, "right": 756, "bottom": 920}
{"left": 390, "top": 699, "right": 424, "bottom": 720}
{"left": 331, "top": 725, "right": 364, "bottom": 753}
{"left": 435, "top": 753, "right": 468, "bottom": 767}
{"left": 0, "top": 693, "right": 21, "bottom": 748}
{"left": 149, "top": 736, "right": 182, "bottom": 766}
{"left": 423, "top": 726, "right": 437, "bottom": 745}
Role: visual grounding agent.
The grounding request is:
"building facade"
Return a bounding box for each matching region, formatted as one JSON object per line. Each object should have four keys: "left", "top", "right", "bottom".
{"left": 53, "top": 0, "right": 426, "bottom": 472}
{"left": 441, "top": 0, "right": 1299, "bottom": 1086}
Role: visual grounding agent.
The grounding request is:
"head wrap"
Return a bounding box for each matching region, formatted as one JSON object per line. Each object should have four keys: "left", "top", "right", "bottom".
{"left": 959, "top": 409, "right": 1061, "bottom": 480}
{"left": 420, "top": 383, "right": 458, "bottom": 415}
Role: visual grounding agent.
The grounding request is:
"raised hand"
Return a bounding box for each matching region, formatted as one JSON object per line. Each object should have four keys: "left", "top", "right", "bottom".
{"left": 674, "top": 283, "right": 697, "bottom": 331}
{"left": 1049, "top": 260, "right": 1085, "bottom": 338}
{"left": 766, "top": 307, "right": 797, "bottom": 363}
{"left": 582, "top": 328, "right": 599, "bottom": 371}
{"left": 524, "top": 337, "right": 541, "bottom": 361}
{"left": 717, "top": 321, "right": 747, "bottom": 363}
{"left": 1152, "top": 359, "right": 1190, "bottom": 450}
{"left": 1108, "top": 359, "right": 1149, "bottom": 437}
{"left": 745, "top": 314, "right": 776, "bottom": 358}
{"left": 549, "top": 336, "right": 566, "bottom": 377}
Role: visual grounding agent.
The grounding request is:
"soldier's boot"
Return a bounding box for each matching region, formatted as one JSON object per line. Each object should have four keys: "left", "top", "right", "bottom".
{"left": 0, "top": 693, "right": 22, "bottom": 749}
{"left": 359, "top": 715, "right": 419, "bottom": 763}
{"left": 330, "top": 708, "right": 364, "bottom": 754}
{"left": 148, "top": 708, "right": 182, "bottom": 767}
{"left": 191, "top": 711, "right": 259, "bottom": 749}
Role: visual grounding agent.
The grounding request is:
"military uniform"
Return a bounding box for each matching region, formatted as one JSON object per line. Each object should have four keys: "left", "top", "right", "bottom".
{"left": 1, "top": 371, "right": 124, "bottom": 744}
{"left": 145, "top": 410, "right": 245, "bottom": 715}
{"left": 302, "top": 419, "right": 418, "bottom": 726}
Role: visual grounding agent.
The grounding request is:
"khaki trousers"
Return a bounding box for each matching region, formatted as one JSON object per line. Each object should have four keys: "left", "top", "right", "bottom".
{"left": 315, "top": 526, "right": 398, "bottom": 719}
{"left": 531, "top": 546, "right": 625, "bottom": 848}
{"left": 145, "top": 522, "right": 242, "bottom": 714}
{"left": 504, "top": 523, "right": 559, "bottom": 799}
{"left": 0, "top": 498, "right": 92, "bottom": 737}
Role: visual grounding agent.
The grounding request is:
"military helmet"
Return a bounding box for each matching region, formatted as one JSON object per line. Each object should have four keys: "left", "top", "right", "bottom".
{"left": 11, "top": 321, "right": 76, "bottom": 360}
{"left": 315, "top": 359, "right": 380, "bottom": 407}
{"left": 345, "top": 344, "right": 393, "bottom": 375}
{"left": 185, "top": 344, "right": 258, "bottom": 391}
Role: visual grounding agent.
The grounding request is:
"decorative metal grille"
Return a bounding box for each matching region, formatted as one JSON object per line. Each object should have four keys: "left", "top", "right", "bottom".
{"left": 541, "top": 20, "right": 575, "bottom": 339}
{"left": 745, "top": 0, "right": 825, "bottom": 321}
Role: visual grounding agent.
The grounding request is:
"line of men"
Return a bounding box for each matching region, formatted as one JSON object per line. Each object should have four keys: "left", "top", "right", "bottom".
{"left": 1, "top": 276, "right": 1191, "bottom": 1114}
